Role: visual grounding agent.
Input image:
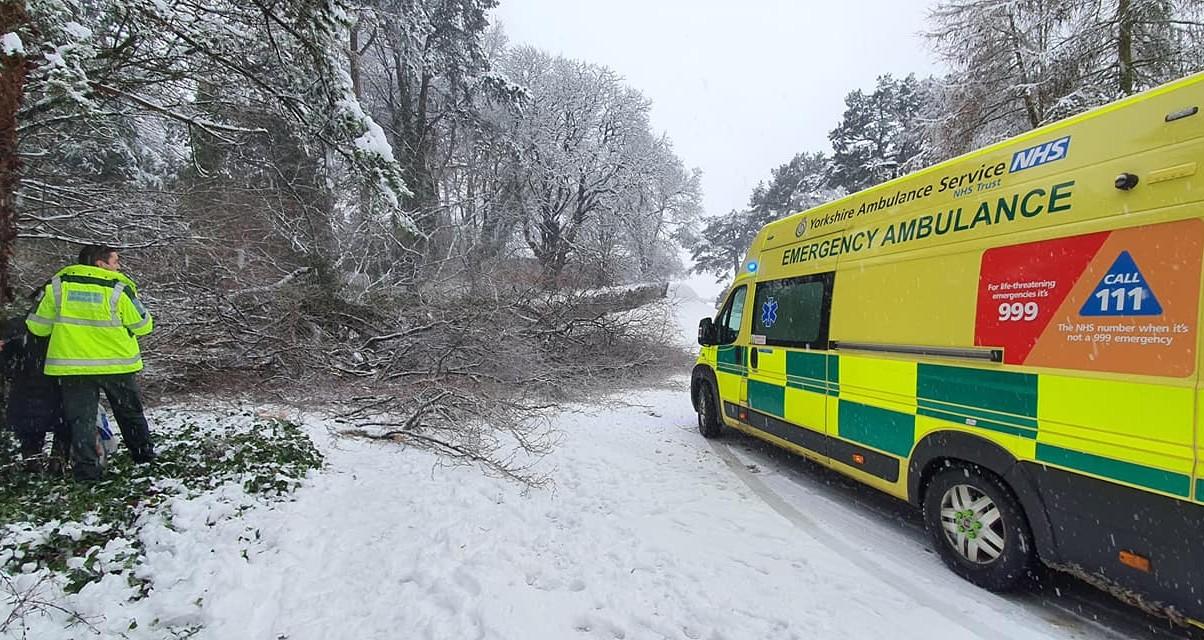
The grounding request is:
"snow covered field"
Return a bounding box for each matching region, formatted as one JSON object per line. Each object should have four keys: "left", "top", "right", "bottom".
{"left": 8, "top": 281, "right": 1158, "bottom": 639}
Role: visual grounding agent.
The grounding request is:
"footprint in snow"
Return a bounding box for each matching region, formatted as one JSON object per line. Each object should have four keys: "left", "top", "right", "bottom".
{"left": 746, "top": 464, "right": 761, "bottom": 473}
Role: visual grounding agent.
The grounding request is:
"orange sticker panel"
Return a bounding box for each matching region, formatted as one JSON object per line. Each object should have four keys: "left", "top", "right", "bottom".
{"left": 976, "top": 219, "right": 1202, "bottom": 377}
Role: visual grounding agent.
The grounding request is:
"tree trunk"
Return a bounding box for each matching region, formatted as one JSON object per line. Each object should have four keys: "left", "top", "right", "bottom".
{"left": 1007, "top": 12, "right": 1042, "bottom": 129}
{"left": 411, "top": 70, "right": 437, "bottom": 215}
{"left": 1117, "top": 0, "right": 1135, "bottom": 95}
{"left": 0, "top": 1, "right": 29, "bottom": 305}
{"left": 349, "top": 19, "right": 363, "bottom": 100}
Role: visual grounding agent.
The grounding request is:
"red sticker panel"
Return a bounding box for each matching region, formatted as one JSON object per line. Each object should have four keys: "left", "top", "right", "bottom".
{"left": 975, "top": 233, "right": 1108, "bottom": 364}
{"left": 975, "top": 220, "right": 1203, "bottom": 377}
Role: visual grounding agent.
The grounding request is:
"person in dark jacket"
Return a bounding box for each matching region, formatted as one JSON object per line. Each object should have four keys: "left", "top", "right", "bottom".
{"left": 2, "top": 312, "right": 69, "bottom": 472}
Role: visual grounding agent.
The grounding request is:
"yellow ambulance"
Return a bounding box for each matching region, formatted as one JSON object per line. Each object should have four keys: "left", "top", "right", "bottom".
{"left": 692, "top": 72, "right": 1204, "bottom": 626}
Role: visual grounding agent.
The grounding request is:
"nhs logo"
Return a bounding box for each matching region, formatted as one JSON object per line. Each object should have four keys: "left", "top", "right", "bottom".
{"left": 1009, "top": 136, "right": 1071, "bottom": 173}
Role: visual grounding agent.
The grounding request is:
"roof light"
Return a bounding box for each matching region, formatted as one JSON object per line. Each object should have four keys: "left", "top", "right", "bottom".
{"left": 747, "top": 261, "right": 759, "bottom": 273}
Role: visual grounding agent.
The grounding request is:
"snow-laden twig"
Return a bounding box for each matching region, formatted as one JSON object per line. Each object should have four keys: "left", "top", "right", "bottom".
{"left": 0, "top": 573, "right": 99, "bottom": 636}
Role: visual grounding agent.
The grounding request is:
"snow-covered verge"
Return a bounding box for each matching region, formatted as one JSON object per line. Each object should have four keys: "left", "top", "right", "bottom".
{"left": 0, "top": 411, "right": 322, "bottom": 638}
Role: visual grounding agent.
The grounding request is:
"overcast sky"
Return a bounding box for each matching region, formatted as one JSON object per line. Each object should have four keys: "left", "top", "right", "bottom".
{"left": 490, "top": 0, "right": 944, "bottom": 218}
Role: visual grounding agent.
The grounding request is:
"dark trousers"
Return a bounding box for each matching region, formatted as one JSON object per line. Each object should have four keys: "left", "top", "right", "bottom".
{"left": 60, "top": 374, "right": 154, "bottom": 480}
{"left": 18, "top": 426, "right": 70, "bottom": 461}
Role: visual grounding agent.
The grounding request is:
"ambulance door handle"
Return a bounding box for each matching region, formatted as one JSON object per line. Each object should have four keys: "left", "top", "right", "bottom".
{"left": 750, "top": 348, "right": 758, "bottom": 369}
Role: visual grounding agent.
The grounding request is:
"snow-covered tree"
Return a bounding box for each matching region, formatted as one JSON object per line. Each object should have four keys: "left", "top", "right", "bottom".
{"left": 353, "top": 0, "right": 500, "bottom": 216}
{"left": 1070, "top": 1, "right": 1204, "bottom": 99}
{"left": 748, "top": 151, "right": 841, "bottom": 228}
{"left": 618, "top": 136, "right": 702, "bottom": 281}
{"left": 498, "top": 46, "right": 656, "bottom": 284}
{"left": 565, "top": 135, "right": 700, "bottom": 286}
{"left": 827, "top": 74, "right": 930, "bottom": 192}
{"left": 1, "top": 0, "right": 417, "bottom": 297}
{"left": 690, "top": 210, "right": 755, "bottom": 283}
{"left": 691, "top": 151, "right": 839, "bottom": 282}
{"left": 924, "top": 0, "right": 1204, "bottom": 157}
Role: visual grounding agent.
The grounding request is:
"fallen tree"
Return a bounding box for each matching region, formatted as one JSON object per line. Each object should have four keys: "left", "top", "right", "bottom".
{"left": 126, "top": 267, "right": 685, "bottom": 486}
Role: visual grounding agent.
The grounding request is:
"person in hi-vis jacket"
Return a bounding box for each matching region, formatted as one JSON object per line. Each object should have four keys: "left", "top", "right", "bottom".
{"left": 26, "top": 245, "right": 156, "bottom": 481}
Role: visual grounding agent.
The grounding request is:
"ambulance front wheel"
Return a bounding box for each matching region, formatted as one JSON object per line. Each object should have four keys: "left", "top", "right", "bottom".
{"left": 923, "top": 464, "right": 1036, "bottom": 592}
{"left": 696, "top": 379, "right": 723, "bottom": 439}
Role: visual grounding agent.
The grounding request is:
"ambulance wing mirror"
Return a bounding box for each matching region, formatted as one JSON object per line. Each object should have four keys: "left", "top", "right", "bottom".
{"left": 698, "top": 318, "right": 717, "bottom": 346}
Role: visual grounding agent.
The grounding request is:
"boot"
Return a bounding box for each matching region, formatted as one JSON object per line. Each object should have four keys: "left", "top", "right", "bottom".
{"left": 72, "top": 460, "right": 103, "bottom": 483}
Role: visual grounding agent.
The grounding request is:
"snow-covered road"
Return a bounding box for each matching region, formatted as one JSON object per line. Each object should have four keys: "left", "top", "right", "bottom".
{"left": 124, "top": 379, "right": 1138, "bottom": 640}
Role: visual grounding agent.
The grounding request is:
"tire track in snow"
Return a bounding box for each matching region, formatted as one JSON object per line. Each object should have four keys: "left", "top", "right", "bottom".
{"left": 708, "top": 439, "right": 1069, "bottom": 640}
{"left": 710, "top": 433, "right": 1182, "bottom": 640}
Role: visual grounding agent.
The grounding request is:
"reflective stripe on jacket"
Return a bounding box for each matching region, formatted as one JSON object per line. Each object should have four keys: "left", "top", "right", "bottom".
{"left": 25, "top": 265, "right": 154, "bottom": 376}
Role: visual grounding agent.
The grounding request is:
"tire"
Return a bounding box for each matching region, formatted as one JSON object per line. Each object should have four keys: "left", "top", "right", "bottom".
{"left": 696, "top": 379, "right": 723, "bottom": 439}
{"left": 923, "top": 463, "right": 1036, "bottom": 591}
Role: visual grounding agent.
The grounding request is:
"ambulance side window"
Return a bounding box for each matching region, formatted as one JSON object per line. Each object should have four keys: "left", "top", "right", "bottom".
{"left": 751, "top": 272, "right": 834, "bottom": 349}
{"left": 716, "top": 285, "right": 748, "bottom": 345}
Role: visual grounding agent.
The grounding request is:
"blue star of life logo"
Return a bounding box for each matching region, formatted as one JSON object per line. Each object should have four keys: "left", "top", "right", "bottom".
{"left": 761, "top": 297, "right": 778, "bottom": 328}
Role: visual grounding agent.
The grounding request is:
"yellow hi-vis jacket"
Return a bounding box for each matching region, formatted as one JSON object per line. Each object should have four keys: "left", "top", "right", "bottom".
{"left": 25, "top": 264, "right": 154, "bottom": 376}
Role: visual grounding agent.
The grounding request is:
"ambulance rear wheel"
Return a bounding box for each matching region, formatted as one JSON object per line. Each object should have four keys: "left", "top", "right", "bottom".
{"left": 696, "top": 380, "right": 723, "bottom": 439}
{"left": 923, "top": 464, "right": 1035, "bottom": 591}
